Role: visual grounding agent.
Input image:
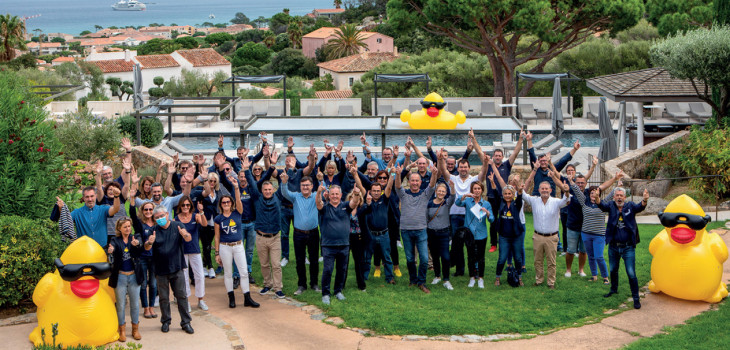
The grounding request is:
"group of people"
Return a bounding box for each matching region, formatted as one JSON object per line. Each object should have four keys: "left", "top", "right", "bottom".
{"left": 52, "top": 129, "right": 650, "bottom": 340}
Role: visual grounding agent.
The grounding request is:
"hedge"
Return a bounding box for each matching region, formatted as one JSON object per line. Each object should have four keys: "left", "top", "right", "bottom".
{"left": 117, "top": 115, "right": 164, "bottom": 148}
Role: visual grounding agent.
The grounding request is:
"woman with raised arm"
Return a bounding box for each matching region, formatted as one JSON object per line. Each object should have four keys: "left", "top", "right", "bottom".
{"left": 175, "top": 196, "right": 209, "bottom": 311}
{"left": 454, "top": 181, "right": 494, "bottom": 289}
{"left": 129, "top": 180, "right": 158, "bottom": 319}
{"left": 107, "top": 218, "right": 144, "bottom": 342}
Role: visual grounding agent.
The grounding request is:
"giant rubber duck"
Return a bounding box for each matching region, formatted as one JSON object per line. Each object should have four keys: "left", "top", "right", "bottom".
{"left": 648, "top": 195, "right": 728, "bottom": 303}
{"left": 400, "top": 92, "right": 466, "bottom": 129}
{"left": 30, "top": 236, "right": 119, "bottom": 347}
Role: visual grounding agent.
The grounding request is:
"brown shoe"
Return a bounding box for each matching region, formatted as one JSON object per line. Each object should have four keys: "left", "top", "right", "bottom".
{"left": 388, "top": 280, "right": 396, "bottom": 285}
{"left": 519, "top": 279, "right": 524, "bottom": 287}
{"left": 548, "top": 285, "right": 555, "bottom": 290}
{"left": 534, "top": 282, "right": 542, "bottom": 287}
{"left": 418, "top": 284, "right": 431, "bottom": 294}
{"left": 494, "top": 278, "right": 501, "bottom": 286}
{"left": 408, "top": 283, "right": 416, "bottom": 287}
{"left": 131, "top": 323, "right": 141, "bottom": 340}
{"left": 118, "top": 324, "right": 126, "bottom": 342}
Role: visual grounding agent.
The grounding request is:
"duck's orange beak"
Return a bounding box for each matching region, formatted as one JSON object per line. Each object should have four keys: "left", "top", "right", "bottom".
{"left": 670, "top": 226, "right": 696, "bottom": 244}
{"left": 70, "top": 277, "right": 99, "bottom": 298}
{"left": 426, "top": 107, "right": 439, "bottom": 118}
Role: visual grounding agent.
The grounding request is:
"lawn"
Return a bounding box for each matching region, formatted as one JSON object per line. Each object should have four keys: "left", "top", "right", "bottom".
{"left": 244, "top": 214, "right": 728, "bottom": 336}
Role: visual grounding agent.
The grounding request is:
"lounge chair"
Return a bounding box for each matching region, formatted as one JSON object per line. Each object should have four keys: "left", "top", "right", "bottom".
{"left": 688, "top": 102, "right": 712, "bottom": 121}
{"left": 664, "top": 103, "right": 691, "bottom": 122}
{"left": 233, "top": 106, "right": 253, "bottom": 126}
{"left": 551, "top": 103, "right": 573, "bottom": 125}
{"left": 304, "top": 105, "right": 322, "bottom": 116}
{"left": 587, "top": 103, "right": 599, "bottom": 121}
{"left": 532, "top": 134, "right": 556, "bottom": 150}
{"left": 543, "top": 140, "right": 564, "bottom": 155}
{"left": 338, "top": 105, "right": 354, "bottom": 116}
{"left": 266, "top": 105, "right": 283, "bottom": 117}
{"left": 481, "top": 102, "right": 496, "bottom": 116}
{"left": 195, "top": 115, "right": 214, "bottom": 127}
{"left": 519, "top": 104, "right": 538, "bottom": 124}
{"left": 447, "top": 101, "right": 462, "bottom": 114}
{"left": 376, "top": 105, "right": 393, "bottom": 117}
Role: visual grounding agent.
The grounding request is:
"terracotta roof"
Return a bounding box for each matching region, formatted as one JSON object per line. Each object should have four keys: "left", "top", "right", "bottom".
{"left": 52, "top": 57, "right": 75, "bottom": 62}
{"left": 135, "top": 54, "right": 180, "bottom": 69}
{"left": 315, "top": 90, "right": 353, "bottom": 99}
{"left": 88, "top": 59, "right": 135, "bottom": 73}
{"left": 176, "top": 48, "right": 230, "bottom": 67}
{"left": 585, "top": 68, "right": 708, "bottom": 101}
{"left": 303, "top": 27, "right": 338, "bottom": 39}
{"left": 28, "top": 42, "right": 62, "bottom": 48}
{"left": 317, "top": 52, "right": 397, "bottom": 73}
{"left": 262, "top": 87, "right": 280, "bottom": 97}
{"left": 315, "top": 9, "right": 346, "bottom": 14}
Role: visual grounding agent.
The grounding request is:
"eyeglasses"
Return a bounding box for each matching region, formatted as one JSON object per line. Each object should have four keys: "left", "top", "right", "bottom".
{"left": 253, "top": 168, "right": 262, "bottom": 171}
{"left": 54, "top": 258, "right": 111, "bottom": 282}
{"left": 220, "top": 200, "right": 232, "bottom": 204}
{"left": 658, "top": 212, "right": 711, "bottom": 230}
{"left": 180, "top": 204, "right": 191, "bottom": 207}
{"left": 420, "top": 100, "right": 446, "bottom": 109}
{"left": 208, "top": 179, "right": 217, "bottom": 183}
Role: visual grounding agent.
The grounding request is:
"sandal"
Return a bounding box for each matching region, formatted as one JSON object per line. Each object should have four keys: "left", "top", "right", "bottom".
{"left": 603, "top": 278, "right": 610, "bottom": 285}
{"left": 590, "top": 276, "right": 598, "bottom": 282}
{"left": 494, "top": 278, "right": 500, "bottom": 286}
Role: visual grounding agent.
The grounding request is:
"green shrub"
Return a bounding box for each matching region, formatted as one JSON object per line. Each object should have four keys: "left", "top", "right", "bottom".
{"left": 573, "top": 107, "right": 583, "bottom": 118}
{"left": 117, "top": 115, "right": 164, "bottom": 148}
{"left": 679, "top": 127, "right": 730, "bottom": 197}
{"left": 54, "top": 108, "right": 123, "bottom": 161}
{"left": 643, "top": 138, "right": 686, "bottom": 179}
{"left": 0, "top": 71, "right": 70, "bottom": 219}
{"left": 0, "top": 215, "right": 68, "bottom": 308}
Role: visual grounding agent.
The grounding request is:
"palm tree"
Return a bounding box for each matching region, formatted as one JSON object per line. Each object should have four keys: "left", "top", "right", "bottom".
{"left": 262, "top": 33, "right": 276, "bottom": 48}
{"left": 334, "top": 0, "right": 342, "bottom": 9}
{"left": 287, "top": 20, "right": 303, "bottom": 49}
{"left": 325, "top": 24, "right": 367, "bottom": 60}
{"left": 0, "top": 14, "right": 27, "bottom": 62}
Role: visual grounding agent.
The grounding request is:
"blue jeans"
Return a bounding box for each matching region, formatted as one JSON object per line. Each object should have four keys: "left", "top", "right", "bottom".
{"left": 427, "top": 228, "right": 450, "bottom": 281}
{"left": 321, "top": 245, "right": 349, "bottom": 296}
{"left": 401, "top": 229, "right": 428, "bottom": 285}
{"left": 115, "top": 273, "right": 141, "bottom": 325}
{"left": 608, "top": 244, "right": 640, "bottom": 300}
{"left": 242, "top": 222, "right": 256, "bottom": 273}
{"left": 370, "top": 232, "right": 394, "bottom": 282}
{"left": 449, "top": 215, "right": 466, "bottom": 274}
{"left": 497, "top": 233, "right": 524, "bottom": 278}
{"left": 280, "top": 206, "right": 294, "bottom": 260}
{"left": 583, "top": 233, "right": 608, "bottom": 278}
{"left": 138, "top": 256, "right": 157, "bottom": 308}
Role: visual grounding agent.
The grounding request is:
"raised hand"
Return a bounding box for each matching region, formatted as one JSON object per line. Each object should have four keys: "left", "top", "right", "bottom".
{"left": 109, "top": 186, "right": 122, "bottom": 197}
{"left": 392, "top": 145, "right": 399, "bottom": 157}
{"left": 56, "top": 196, "right": 65, "bottom": 208}
{"left": 130, "top": 181, "right": 138, "bottom": 195}
{"left": 148, "top": 231, "right": 156, "bottom": 244}
{"left": 121, "top": 137, "right": 132, "bottom": 152}
{"left": 197, "top": 201, "right": 204, "bottom": 212}
{"left": 395, "top": 163, "right": 404, "bottom": 175}
{"left": 573, "top": 140, "right": 581, "bottom": 150}
{"left": 360, "top": 132, "right": 367, "bottom": 145}
{"left": 214, "top": 152, "right": 225, "bottom": 168}
{"left": 122, "top": 157, "right": 132, "bottom": 171}
{"left": 336, "top": 140, "right": 344, "bottom": 152}
{"left": 242, "top": 156, "right": 251, "bottom": 171}
{"left": 643, "top": 189, "right": 650, "bottom": 201}
{"left": 404, "top": 148, "right": 412, "bottom": 158}
{"left": 346, "top": 150, "right": 355, "bottom": 164}
{"left": 280, "top": 171, "right": 289, "bottom": 183}
{"left": 487, "top": 172, "right": 495, "bottom": 183}
{"left": 96, "top": 160, "right": 104, "bottom": 174}
{"left": 192, "top": 154, "right": 199, "bottom": 164}
{"left": 228, "top": 174, "right": 238, "bottom": 187}
{"left": 308, "top": 144, "right": 317, "bottom": 159}
{"left": 131, "top": 235, "right": 139, "bottom": 246}
{"left": 261, "top": 144, "right": 270, "bottom": 158}
{"left": 107, "top": 244, "right": 114, "bottom": 254}
{"left": 167, "top": 161, "right": 176, "bottom": 174}
{"left": 218, "top": 135, "right": 224, "bottom": 148}
{"left": 177, "top": 226, "right": 189, "bottom": 237}
{"left": 316, "top": 171, "right": 324, "bottom": 182}
{"left": 468, "top": 127, "right": 475, "bottom": 140}
{"left": 592, "top": 155, "right": 599, "bottom": 166}
{"left": 526, "top": 131, "right": 533, "bottom": 141}
{"left": 259, "top": 131, "right": 268, "bottom": 144}
{"left": 197, "top": 154, "right": 206, "bottom": 166}
{"left": 466, "top": 138, "right": 474, "bottom": 151}
{"left": 287, "top": 136, "right": 294, "bottom": 149}
{"left": 484, "top": 153, "right": 492, "bottom": 165}
{"left": 131, "top": 167, "right": 140, "bottom": 184}
{"left": 172, "top": 152, "right": 179, "bottom": 166}
{"left": 334, "top": 145, "right": 342, "bottom": 159}
{"left": 348, "top": 163, "right": 357, "bottom": 175}
{"left": 199, "top": 164, "right": 209, "bottom": 179}
{"left": 270, "top": 151, "right": 280, "bottom": 165}
{"left": 426, "top": 136, "right": 432, "bottom": 149}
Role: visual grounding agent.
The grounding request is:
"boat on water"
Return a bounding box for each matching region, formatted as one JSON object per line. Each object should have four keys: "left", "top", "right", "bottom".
{"left": 112, "top": 0, "right": 147, "bottom": 11}
{"left": 209, "top": 14, "right": 215, "bottom": 19}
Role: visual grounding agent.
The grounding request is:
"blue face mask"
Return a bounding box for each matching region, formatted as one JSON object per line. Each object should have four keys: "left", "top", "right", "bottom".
{"left": 156, "top": 217, "right": 168, "bottom": 226}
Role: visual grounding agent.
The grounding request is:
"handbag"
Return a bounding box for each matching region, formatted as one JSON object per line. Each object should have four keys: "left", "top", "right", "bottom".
{"left": 506, "top": 265, "right": 520, "bottom": 287}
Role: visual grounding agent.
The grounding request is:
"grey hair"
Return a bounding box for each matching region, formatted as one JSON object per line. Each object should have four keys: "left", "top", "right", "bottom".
{"left": 328, "top": 185, "right": 342, "bottom": 193}
{"left": 503, "top": 185, "right": 516, "bottom": 193}
{"left": 614, "top": 187, "right": 626, "bottom": 195}
{"left": 102, "top": 165, "right": 113, "bottom": 172}
{"left": 152, "top": 205, "right": 168, "bottom": 216}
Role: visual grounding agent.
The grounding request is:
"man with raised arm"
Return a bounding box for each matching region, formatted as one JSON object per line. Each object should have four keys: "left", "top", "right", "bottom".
{"left": 360, "top": 132, "right": 404, "bottom": 170}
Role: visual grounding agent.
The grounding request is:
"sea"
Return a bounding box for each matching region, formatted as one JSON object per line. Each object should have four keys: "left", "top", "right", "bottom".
{"left": 1, "top": 0, "right": 334, "bottom": 35}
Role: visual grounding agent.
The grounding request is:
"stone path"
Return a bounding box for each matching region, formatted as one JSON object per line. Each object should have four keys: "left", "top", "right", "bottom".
{"left": 2, "top": 227, "right": 727, "bottom": 350}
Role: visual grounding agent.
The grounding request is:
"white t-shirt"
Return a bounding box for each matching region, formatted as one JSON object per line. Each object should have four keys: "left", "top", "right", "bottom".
{"left": 449, "top": 174, "right": 481, "bottom": 215}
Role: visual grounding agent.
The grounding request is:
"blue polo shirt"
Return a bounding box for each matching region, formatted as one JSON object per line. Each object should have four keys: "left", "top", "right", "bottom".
{"left": 318, "top": 201, "right": 352, "bottom": 246}
{"left": 486, "top": 160, "right": 512, "bottom": 198}
{"left": 71, "top": 204, "right": 112, "bottom": 247}
{"left": 280, "top": 184, "right": 319, "bottom": 231}
{"left": 245, "top": 169, "right": 281, "bottom": 234}
{"left": 238, "top": 185, "right": 256, "bottom": 222}
{"left": 363, "top": 196, "right": 390, "bottom": 232}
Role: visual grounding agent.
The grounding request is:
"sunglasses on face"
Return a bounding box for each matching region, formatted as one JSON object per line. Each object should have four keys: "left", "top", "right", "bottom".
{"left": 208, "top": 179, "right": 217, "bottom": 183}
{"left": 143, "top": 208, "right": 154, "bottom": 212}
{"left": 55, "top": 258, "right": 112, "bottom": 281}
{"left": 658, "top": 212, "right": 711, "bottom": 230}
{"left": 220, "top": 200, "right": 231, "bottom": 204}
{"left": 181, "top": 203, "right": 191, "bottom": 207}
{"left": 377, "top": 176, "right": 388, "bottom": 180}
{"left": 224, "top": 168, "right": 232, "bottom": 172}
{"left": 420, "top": 100, "right": 446, "bottom": 109}
{"left": 180, "top": 167, "right": 189, "bottom": 171}
{"left": 253, "top": 168, "right": 262, "bottom": 171}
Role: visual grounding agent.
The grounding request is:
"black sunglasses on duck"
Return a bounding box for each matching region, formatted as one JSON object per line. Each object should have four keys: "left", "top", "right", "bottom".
{"left": 420, "top": 100, "right": 447, "bottom": 109}
{"left": 54, "top": 258, "right": 112, "bottom": 281}
{"left": 657, "top": 212, "right": 711, "bottom": 230}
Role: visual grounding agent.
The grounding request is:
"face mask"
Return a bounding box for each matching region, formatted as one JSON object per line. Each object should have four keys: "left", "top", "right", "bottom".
{"left": 156, "top": 217, "right": 168, "bottom": 226}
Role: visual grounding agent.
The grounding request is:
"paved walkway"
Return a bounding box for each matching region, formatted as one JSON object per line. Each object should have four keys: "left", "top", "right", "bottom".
{"left": 2, "top": 228, "right": 727, "bottom": 350}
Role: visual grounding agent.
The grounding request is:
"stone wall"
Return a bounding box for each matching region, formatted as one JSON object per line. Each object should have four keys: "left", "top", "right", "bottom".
{"left": 132, "top": 145, "right": 173, "bottom": 182}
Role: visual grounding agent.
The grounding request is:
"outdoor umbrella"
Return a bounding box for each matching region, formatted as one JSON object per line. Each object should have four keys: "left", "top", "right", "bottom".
{"left": 551, "top": 77, "right": 564, "bottom": 139}
{"left": 132, "top": 63, "right": 143, "bottom": 110}
{"left": 598, "top": 97, "right": 618, "bottom": 161}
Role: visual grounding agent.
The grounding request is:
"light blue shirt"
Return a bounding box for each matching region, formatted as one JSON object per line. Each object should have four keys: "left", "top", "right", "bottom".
{"left": 71, "top": 204, "right": 112, "bottom": 247}
{"left": 281, "top": 184, "right": 319, "bottom": 230}
{"left": 135, "top": 193, "right": 184, "bottom": 217}
{"left": 455, "top": 197, "right": 494, "bottom": 240}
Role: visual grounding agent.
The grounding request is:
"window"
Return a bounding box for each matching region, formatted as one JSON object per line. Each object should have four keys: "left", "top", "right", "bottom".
{"left": 376, "top": 38, "right": 382, "bottom": 43}
{"left": 349, "top": 77, "right": 354, "bottom": 87}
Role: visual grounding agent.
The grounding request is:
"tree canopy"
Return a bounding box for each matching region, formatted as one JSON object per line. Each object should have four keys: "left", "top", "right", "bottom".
{"left": 650, "top": 25, "right": 730, "bottom": 127}
{"left": 231, "top": 12, "right": 251, "bottom": 25}
{"left": 231, "top": 42, "right": 272, "bottom": 68}
{"left": 324, "top": 24, "right": 367, "bottom": 60}
{"left": 646, "top": 0, "right": 713, "bottom": 36}
{"left": 0, "top": 14, "right": 27, "bottom": 62}
{"left": 387, "top": 0, "right": 644, "bottom": 102}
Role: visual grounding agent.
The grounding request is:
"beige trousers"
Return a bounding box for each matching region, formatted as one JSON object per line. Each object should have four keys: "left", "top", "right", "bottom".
{"left": 533, "top": 233, "right": 559, "bottom": 286}
{"left": 256, "top": 234, "right": 283, "bottom": 292}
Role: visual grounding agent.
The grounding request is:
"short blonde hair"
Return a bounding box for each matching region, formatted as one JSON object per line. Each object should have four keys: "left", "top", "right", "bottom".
{"left": 207, "top": 172, "right": 221, "bottom": 191}
{"left": 115, "top": 218, "right": 133, "bottom": 237}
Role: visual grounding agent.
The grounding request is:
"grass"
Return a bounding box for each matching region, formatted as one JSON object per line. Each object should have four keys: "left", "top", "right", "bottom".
{"left": 242, "top": 214, "right": 728, "bottom": 337}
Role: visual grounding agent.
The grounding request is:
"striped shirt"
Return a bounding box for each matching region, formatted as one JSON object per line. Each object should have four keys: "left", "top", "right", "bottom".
{"left": 396, "top": 186, "right": 435, "bottom": 230}
{"left": 570, "top": 184, "right": 606, "bottom": 235}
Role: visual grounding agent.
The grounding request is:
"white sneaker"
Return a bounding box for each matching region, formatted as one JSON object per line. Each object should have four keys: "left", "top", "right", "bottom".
{"left": 335, "top": 292, "right": 346, "bottom": 300}
{"left": 209, "top": 268, "right": 216, "bottom": 279}
{"left": 397, "top": 241, "right": 403, "bottom": 248}
{"left": 198, "top": 300, "right": 208, "bottom": 311}
{"left": 155, "top": 296, "right": 160, "bottom": 307}
{"left": 565, "top": 271, "right": 572, "bottom": 278}
{"left": 318, "top": 257, "right": 324, "bottom": 263}
{"left": 305, "top": 258, "right": 310, "bottom": 265}
{"left": 280, "top": 258, "right": 289, "bottom": 267}
{"left": 431, "top": 277, "right": 441, "bottom": 285}
{"left": 203, "top": 269, "right": 210, "bottom": 278}
{"left": 477, "top": 278, "right": 485, "bottom": 289}
{"left": 579, "top": 271, "right": 587, "bottom": 277}
{"left": 468, "top": 278, "right": 476, "bottom": 288}
{"left": 443, "top": 281, "right": 454, "bottom": 290}
{"left": 322, "top": 295, "right": 330, "bottom": 305}
{"left": 187, "top": 303, "right": 192, "bottom": 313}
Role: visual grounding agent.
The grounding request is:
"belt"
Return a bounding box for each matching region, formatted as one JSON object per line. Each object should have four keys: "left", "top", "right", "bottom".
{"left": 220, "top": 240, "right": 242, "bottom": 246}
{"left": 257, "top": 231, "right": 279, "bottom": 238}
{"left": 610, "top": 241, "right": 633, "bottom": 248}
{"left": 119, "top": 270, "right": 135, "bottom": 276}
{"left": 535, "top": 231, "right": 558, "bottom": 237}
{"left": 294, "top": 228, "right": 318, "bottom": 235}
{"left": 370, "top": 228, "right": 388, "bottom": 236}
{"left": 241, "top": 220, "right": 253, "bottom": 224}
{"left": 429, "top": 227, "right": 450, "bottom": 234}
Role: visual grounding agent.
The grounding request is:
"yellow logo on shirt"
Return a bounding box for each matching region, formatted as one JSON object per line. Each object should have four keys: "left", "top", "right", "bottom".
{"left": 124, "top": 247, "right": 128, "bottom": 252}
{"left": 242, "top": 191, "right": 248, "bottom": 195}
{"left": 229, "top": 219, "right": 236, "bottom": 227}
{"left": 506, "top": 211, "right": 512, "bottom": 217}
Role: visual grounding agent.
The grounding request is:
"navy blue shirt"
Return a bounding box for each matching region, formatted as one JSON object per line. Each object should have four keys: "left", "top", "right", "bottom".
{"left": 176, "top": 213, "right": 201, "bottom": 254}
{"left": 318, "top": 201, "right": 352, "bottom": 246}
{"left": 567, "top": 186, "right": 590, "bottom": 231}
{"left": 245, "top": 170, "right": 281, "bottom": 234}
{"left": 120, "top": 239, "right": 135, "bottom": 272}
{"left": 151, "top": 221, "right": 187, "bottom": 276}
{"left": 214, "top": 211, "right": 243, "bottom": 243}
{"left": 238, "top": 185, "right": 256, "bottom": 222}
{"left": 529, "top": 148, "right": 573, "bottom": 197}
{"left": 363, "top": 196, "right": 390, "bottom": 232}
{"left": 486, "top": 160, "right": 513, "bottom": 198}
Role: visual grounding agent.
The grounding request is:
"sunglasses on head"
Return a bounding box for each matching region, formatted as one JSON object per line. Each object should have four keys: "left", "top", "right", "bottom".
{"left": 420, "top": 100, "right": 447, "bottom": 109}
{"left": 658, "top": 212, "right": 711, "bottom": 230}
{"left": 55, "top": 258, "right": 112, "bottom": 282}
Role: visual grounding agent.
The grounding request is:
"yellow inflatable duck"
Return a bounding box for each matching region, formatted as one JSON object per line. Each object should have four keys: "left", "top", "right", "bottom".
{"left": 30, "top": 236, "right": 119, "bottom": 347}
{"left": 648, "top": 195, "right": 728, "bottom": 303}
{"left": 400, "top": 92, "right": 466, "bottom": 129}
